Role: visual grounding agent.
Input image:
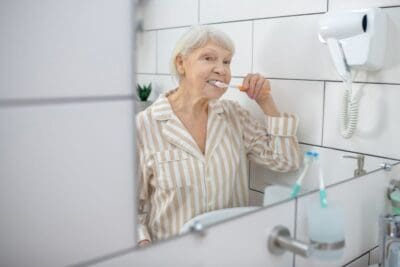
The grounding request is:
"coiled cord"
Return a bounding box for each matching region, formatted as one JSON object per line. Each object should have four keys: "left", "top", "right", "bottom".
{"left": 340, "top": 78, "right": 362, "bottom": 139}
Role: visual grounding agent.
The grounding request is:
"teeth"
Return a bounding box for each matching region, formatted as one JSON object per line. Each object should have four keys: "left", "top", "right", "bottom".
{"left": 207, "top": 80, "right": 226, "bottom": 88}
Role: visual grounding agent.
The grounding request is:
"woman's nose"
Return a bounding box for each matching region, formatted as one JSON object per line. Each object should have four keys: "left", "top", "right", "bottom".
{"left": 214, "top": 62, "right": 227, "bottom": 75}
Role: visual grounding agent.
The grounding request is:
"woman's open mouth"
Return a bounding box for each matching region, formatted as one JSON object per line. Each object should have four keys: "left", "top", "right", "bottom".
{"left": 207, "top": 80, "right": 228, "bottom": 88}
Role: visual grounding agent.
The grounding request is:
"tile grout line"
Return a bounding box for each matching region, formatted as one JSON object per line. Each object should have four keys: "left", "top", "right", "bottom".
{"left": 136, "top": 73, "right": 400, "bottom": 86}
{"left": 142, "top": 11, "right": 327, "bottom": 32}
{"left": 251, "top": 20, "right": 254, "bottom": 73}
{"left": 299, "top": 142, "right": 400, "bottom": 161}
{"left": 139, "top": 5, "right": 400, "bottom": 32}
{"left": 0, "top": 95, "right": 134, "bottom": 108}
{"left": 321, "top": 81, "right": 326, "bottom": 146}
{"left": 155, "top": 30, "right": 158, "bottom": 74}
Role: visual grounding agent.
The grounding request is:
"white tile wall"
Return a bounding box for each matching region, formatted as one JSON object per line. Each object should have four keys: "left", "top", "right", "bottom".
{"left": 136, "top": 31, "right": 157, "bottom": 73}
{"left": 330, "top": 0, "right": 400, "bottom": 11}
{"left": 141, "top": 0, "right": 198, "bottom": 30}
{"left": 222, "top": 78, "right": 325, "bottom": 145}
{"left": 295, "top": 167, "right": 393, "bottom": 267}
{"left": 344, "top": 253, "right": 369, "bottom": 267}
{"left": 253, "top": 8, "right": 400, "bottom": 84}
{"left": 269, "top": 79, "right": 324, "bottom": 144}
{"left": 211, "top": 21, "right": 253, "bottom": 76}
{"left": 199, "top": 0, "right": 327, "bottom": 24}
{"left": 157, "top": 28, "right": 189, "bottom": 74}
{"left": 136, "top": 74, "right": 178, "bottom": 101}
{"left": 0, "top": 0, "right": 133, "bottom": 99}
{"left": 0, "top": 102, "right": 136, "bottom": 267}
{"left": 323, "top": 82, "right": 400, "bottom": 159}
{"left": 253, "top": 14, "right": 339, "bottom": 81}
{"left": 250, "top": 144, "right": 396, "bottom": 195}
{"left": 133, "top": 1, "right": 400, "bottom": 265}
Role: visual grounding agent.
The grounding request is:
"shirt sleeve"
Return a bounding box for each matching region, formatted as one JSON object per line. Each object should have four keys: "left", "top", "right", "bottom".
{"left": 136, "top": 136, "right": 153, "bottom": 243}
{"left": 238, "top": 104, "right": 300, "bottom": 172}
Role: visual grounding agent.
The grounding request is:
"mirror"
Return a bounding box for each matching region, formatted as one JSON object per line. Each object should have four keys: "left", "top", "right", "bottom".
{"left": 134, "top": 1, "right": 400, "bottom": 248}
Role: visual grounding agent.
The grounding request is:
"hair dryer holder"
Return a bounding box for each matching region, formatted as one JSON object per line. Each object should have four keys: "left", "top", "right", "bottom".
{"left": 318, "top": 7, "right": 387, "bottom": 80}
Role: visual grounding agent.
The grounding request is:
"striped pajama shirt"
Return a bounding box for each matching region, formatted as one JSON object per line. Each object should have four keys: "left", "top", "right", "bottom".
{"left": 136, "top": 90, "right": 300, "bottom": 242}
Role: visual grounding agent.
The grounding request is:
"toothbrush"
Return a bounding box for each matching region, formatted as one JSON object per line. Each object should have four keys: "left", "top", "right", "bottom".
{"left": 290, "top": 151, "right": 315, "bottom": 198}
{"left": 211, "top": 81, "right": 247, "bottom": 91}
{"left": 314, "top": 152, "right": 328, "bottom": 208}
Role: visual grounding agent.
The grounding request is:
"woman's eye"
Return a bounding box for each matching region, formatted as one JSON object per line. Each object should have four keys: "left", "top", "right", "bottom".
{"left": 205, "top": 56, "right": 214, "bottom": 61}
{"left": 223, "top": 60, "right": 231, "bottom": 65}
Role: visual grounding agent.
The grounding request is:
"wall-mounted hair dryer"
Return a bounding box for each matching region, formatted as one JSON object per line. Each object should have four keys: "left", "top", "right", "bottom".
{"left": 318, "top": 8, "right": 387, "bottom": 138}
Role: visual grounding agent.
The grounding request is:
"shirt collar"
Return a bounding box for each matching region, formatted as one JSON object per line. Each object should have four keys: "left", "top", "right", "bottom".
{"left": 151, "top": 89, "right": 224, "bottom": 121}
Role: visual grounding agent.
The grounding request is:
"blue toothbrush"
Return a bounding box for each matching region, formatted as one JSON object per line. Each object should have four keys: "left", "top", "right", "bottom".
{"left": 290, "top": 151, "right": 316, "bottom": 198}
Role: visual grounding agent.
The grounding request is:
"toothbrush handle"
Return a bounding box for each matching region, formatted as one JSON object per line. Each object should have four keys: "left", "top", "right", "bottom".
{"left": 320, "top": 190, "right": 328, "bottom": 208}
{"left": 231, "top": 85, "right": 246, "bottom": 91}
{"left": 290, "top": 183, "right": 301, "bottom": 198}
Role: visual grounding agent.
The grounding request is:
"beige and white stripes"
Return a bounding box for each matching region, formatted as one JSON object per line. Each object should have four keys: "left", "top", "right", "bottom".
{"left": 136, "top": 91, "right": 300, "bottom": 242}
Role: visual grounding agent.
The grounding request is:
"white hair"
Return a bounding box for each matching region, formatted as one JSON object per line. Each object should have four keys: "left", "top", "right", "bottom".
{"left": 170, "top": 25, "right": 235, "bottom": 82}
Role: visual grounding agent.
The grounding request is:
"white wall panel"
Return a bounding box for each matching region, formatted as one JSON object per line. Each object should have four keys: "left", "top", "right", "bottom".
{"left": 136, "top": 31, "right": 157, "bottom": 73}
{"left": 330, "top": 0, "right": 400, "bottom": 10}
{"left": 200, "top": 0, "right": 326, "bottom": 24}
{"left": 323, "top": 82, "right": 400, "bottom": 160}
{"left": 142, "top": 0, "right": 198, "bottom": 30}
{"left": 0, "top": 102, "right": 136, "bottom": 267}
{"left": 250, "top": 144, "right": 397, "bottom": 193}
{"left": 253, "top": 14, "right": 338, "bottom": 81}
{"left": 157, "top": 28, "right": 189, "bottom": 74}
{"left": 0, "top": 0, "right": 133, "bottom": 99}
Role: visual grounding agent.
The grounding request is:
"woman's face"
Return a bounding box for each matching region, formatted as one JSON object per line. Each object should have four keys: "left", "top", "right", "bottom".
{"left": 177, "top": 41, "right": 232, "bottom": 100}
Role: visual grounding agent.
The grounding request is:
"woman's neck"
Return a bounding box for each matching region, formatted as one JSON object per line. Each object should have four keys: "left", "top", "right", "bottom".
{"left": 168, "top": 84, "right": 209, "bottom": 117}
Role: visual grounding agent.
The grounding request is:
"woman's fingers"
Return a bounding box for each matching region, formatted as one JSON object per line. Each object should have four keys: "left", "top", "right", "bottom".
{"left": 242, "top": 73, "right": 271, "bottom": 101}
{"left": 254, "top": 77, "right": 265, "bottom": 100}
{"left": 243, "top": 73, "right": 252, "bottom": 91}
{"left": 248, "top": 74, "right": 260, "bottom": 99}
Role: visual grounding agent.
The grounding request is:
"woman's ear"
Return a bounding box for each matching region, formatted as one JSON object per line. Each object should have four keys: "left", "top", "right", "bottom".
{"left": 175, "top": 54, "right": 185, "bottom": 76}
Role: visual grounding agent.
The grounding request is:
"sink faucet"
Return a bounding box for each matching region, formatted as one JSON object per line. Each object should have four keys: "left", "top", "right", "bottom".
{"left": 379, "top": 214, "right": 400, "bottom": 267}
{"left": 343, "top": 154, "right": 366, "bottom": 176}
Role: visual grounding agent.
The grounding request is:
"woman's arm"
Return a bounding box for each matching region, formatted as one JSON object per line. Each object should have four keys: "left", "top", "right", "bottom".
{"left": 239, "top": 74, "right": 300, "bottom": 171}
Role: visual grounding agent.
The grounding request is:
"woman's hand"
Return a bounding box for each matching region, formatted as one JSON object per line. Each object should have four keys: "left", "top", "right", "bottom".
{"left": 242, "top": 73, "right": 280, "bottom": 116}
{"left": 242, "top": 73, "right": 271, "bottom": 102}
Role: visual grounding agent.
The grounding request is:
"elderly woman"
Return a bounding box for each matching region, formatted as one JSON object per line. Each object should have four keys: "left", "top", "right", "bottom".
{"left": 136, "top": 26, "right": 300, "bottom": 247}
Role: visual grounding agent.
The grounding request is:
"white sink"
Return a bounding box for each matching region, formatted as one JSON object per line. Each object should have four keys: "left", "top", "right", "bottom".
{"left": 180, "top": 207, "right": 259, "bottom": 234}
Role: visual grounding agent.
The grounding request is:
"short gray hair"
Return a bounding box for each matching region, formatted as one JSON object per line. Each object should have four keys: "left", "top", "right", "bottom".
{"left": 170, "top": 25, "right": 235, "bottom": 81}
